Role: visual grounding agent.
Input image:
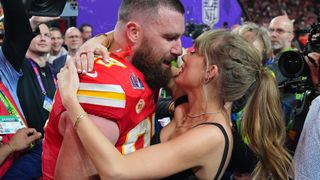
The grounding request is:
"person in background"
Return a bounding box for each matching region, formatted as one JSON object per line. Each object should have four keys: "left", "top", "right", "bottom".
{"left": 294, "top": 52, "right": 320, "bottom": 179}
{"left": 64, "top": 27, "right": 83, "bottom": 58}
{"left": 79, "top": 23, "right": 93, "bottom": 42}
{"left": 0, "top": 128, "right": 40, "bottom": 167}
{"left": 17, "top": 23, "right": 55, "bottom": 135}
{"left": 232, "top": 22, "right": 272, "bottom": 65}
{"left": 268, "top": 15, "right": 294, "bottom": 58}
{"left": 47, "top": 27, "right": 67, "bottom": 64}
{"left": 57, "top": 29, "right": 293, "bottom": 180}
{"left": 51, "top": 26, "right": 83, "bottom": 74}
{"left": 267, "top": 15, "right": 295, "bottom": 82}
{"left": 42, "top": 0, "right": 185, "bottom": 179}
{"left": 267, "top": 15, "right": 306, "bottom": 153}
{"left": 294, "top": 94, "right": 320, "bottom": 178}
{"left": 0, "top": 0, "right": 56, "bottom": 178}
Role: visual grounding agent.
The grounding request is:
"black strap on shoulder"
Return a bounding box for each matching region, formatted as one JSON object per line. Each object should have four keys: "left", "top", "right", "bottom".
{"left": 174, "top": 95, "right": 188, "bottom": 108}
{"left": 195, "top": 122, "right": 229, "bottom": 180}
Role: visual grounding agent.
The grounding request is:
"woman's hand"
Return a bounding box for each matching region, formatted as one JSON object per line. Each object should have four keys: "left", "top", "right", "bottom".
{"left": 57, "top": 59, "right": 80, "bottom": 108}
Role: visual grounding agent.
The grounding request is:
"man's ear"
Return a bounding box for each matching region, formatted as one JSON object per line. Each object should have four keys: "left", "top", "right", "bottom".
{"left": 125, "top": 21, "right": 141, "bottom": 44}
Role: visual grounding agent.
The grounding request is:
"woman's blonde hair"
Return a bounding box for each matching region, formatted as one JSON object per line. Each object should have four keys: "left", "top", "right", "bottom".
{"left": 195, "top": 29, "right": 293, "bottom": 179}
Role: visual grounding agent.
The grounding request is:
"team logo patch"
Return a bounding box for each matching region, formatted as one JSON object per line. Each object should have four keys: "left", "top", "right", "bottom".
{"left": 129, "top": 73, "right": 144, "bottom": 90}
{"left": 136, "top": 99, "right": 145, "bottom": 114}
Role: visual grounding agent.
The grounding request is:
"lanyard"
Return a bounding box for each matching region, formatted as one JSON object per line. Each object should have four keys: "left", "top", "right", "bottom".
{"left": 28, "top": 59, "right": 57, "bottom": 95}
{"left": 0, "top": 90, "right": 27, "bottom": 127}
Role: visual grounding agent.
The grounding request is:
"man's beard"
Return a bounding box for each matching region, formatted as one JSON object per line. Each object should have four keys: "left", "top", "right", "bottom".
{"left": 132, "top": 42, "right": 174, "bottom": 89}
{"left": 271, "top": 41, "right": 283, "bottom": 51}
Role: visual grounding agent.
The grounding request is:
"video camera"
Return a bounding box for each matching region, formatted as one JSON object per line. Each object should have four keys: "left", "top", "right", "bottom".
{"left": 278, "top": 19, "right": 320, "bottom": 93}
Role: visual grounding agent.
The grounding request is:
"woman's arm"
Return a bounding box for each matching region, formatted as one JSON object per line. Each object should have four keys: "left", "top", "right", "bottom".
{"left": 57, "top": 61, "right": 226, "bottom": 179}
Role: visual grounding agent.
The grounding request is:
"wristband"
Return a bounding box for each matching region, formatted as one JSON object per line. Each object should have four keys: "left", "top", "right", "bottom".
{"left": 74, "top": 113, "right": 88, "bottom": 129}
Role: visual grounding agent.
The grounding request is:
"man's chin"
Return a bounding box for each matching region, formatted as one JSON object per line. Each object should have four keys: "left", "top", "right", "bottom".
{"left": 272, "top": 45, "right": 282, "bottom": 51}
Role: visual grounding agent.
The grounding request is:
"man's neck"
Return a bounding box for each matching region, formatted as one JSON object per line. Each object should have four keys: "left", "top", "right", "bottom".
{"left": 68, "top": 49, "right": 77, "bottom": 58}
{"left": 26, "top": 51, "right": 48, "bottom": 67}
{"left": 50, "top": 49, "right": 60, "bottom": 56}
{"left": 113, "top": 26, "right": 133, "bottom": 62}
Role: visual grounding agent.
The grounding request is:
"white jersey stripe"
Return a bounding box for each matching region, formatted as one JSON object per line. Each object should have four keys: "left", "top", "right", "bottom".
{"left": 79, "top": 83, "right": 125, "bottom": 93}
{"left": 78, "top": 96, "right": 126, "bottom": 108}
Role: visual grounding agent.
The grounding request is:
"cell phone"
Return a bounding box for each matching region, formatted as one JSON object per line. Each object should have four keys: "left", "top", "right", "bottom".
{"left": 28, "top": 0, "right": 67, "bottom": 17}
{"left": 28, "top": 0, "right": 78, "bottom": 17}
{"left": 60, "top": 0, "right": 79, "bottom": 17}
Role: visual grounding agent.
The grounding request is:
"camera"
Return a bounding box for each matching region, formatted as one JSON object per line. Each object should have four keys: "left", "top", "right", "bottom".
{"left": 278, "top": 21, "right": 320, "bottom": 79}
{"left": 277, "top": 19, "right": 320, "bottom": 94}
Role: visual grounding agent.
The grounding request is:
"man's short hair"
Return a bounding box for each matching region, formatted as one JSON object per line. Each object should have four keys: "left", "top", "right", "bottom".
{"left": 118, "top": 0, "right": 184, "bottom": 22}
{"left": 79, "top": 23, "right": 93, "bottom": 32}
{"left": 49, "top": 27, "right": 62, "bottom": 33}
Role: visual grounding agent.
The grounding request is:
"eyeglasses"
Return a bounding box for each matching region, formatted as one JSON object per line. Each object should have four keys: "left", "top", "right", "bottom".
{"left": 268, "top": 28, "right": 292, "bottom": 34}
{"left": 67, "top": 35, "right": 81, "bottom": 39}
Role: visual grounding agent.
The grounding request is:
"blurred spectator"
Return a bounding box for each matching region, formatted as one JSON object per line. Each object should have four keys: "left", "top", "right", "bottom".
{"left": 267, "top": 15, "right": 310, "bottom": 153}
{"left": 294, "top": 93, "right": 320, "bottom": 178}
{"left": 17, "top": 23, "right": 56, "bottom": 135}
{"left": 265, "top": 14, "right": 302, "bottom": 72}
{"left": 51, "top": 27, "right": 83, "bottom": 75}
{"left": 0, "top": 0, "right": 58, "bottom": 178}
{"left": 232, "top": 22, "right": 271, "bottom": 64}
{"left": 241, "top": 0, "right": 318, "bottom": 52}
{"left": 79, "top": 23, "right": 93, "bottom": 42}
{"left": 242, "top": 0, "right": 318, "bottom": 31}
{"left": 64, "top": 26, "right": 83, "bottom": 57}
{"left": 47, "top": 27, "right": 67, "bottom": 64}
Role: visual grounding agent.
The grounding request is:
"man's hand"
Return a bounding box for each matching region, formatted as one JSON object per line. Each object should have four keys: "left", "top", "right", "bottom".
{"left": 8, "top": 128, "right": 41, "bottom": 151}
{"left": 305, "top": 52, "right": 320, "bottom": 88}
{"left": 75, "top": 32, "right": 114, "bottom": 73}
{"left": 29, "top": 16, "right": 60, "bottom": 32}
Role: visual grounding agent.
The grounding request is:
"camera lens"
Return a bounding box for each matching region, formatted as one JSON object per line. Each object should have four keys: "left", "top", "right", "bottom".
{"left": 278, "top": 51, "right": 308, "bottom": 78}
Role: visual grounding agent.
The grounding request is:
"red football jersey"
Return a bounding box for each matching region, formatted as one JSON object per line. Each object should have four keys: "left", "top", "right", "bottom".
{"left": 42, "top": 53, "right": 156, "bottom": 179}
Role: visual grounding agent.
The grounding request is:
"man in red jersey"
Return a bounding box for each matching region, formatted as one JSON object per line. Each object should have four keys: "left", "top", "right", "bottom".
{"left": 42, "top": 0, "right": 185, "bottom": 179}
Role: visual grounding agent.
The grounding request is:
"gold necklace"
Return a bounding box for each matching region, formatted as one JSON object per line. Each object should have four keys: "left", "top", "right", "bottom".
{"left": 186, "top": 111, "right": 221, "bottom": 118}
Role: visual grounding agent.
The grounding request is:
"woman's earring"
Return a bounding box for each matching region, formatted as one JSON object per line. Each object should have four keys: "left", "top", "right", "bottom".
{"left": 203, "top": 77, "right": 211, "bottom": 84}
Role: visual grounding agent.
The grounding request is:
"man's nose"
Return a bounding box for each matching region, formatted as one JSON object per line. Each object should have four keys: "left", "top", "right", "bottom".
{"left": 171, "top": 39, "right": 183, "bottom": 56}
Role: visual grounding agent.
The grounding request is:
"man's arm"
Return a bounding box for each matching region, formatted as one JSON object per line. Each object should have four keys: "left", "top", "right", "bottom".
{"left": 55, "top": 111, "right": 119, "bottom": 179}
{"left": 1, "top": 0, "right": 34, "bottom": 71}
